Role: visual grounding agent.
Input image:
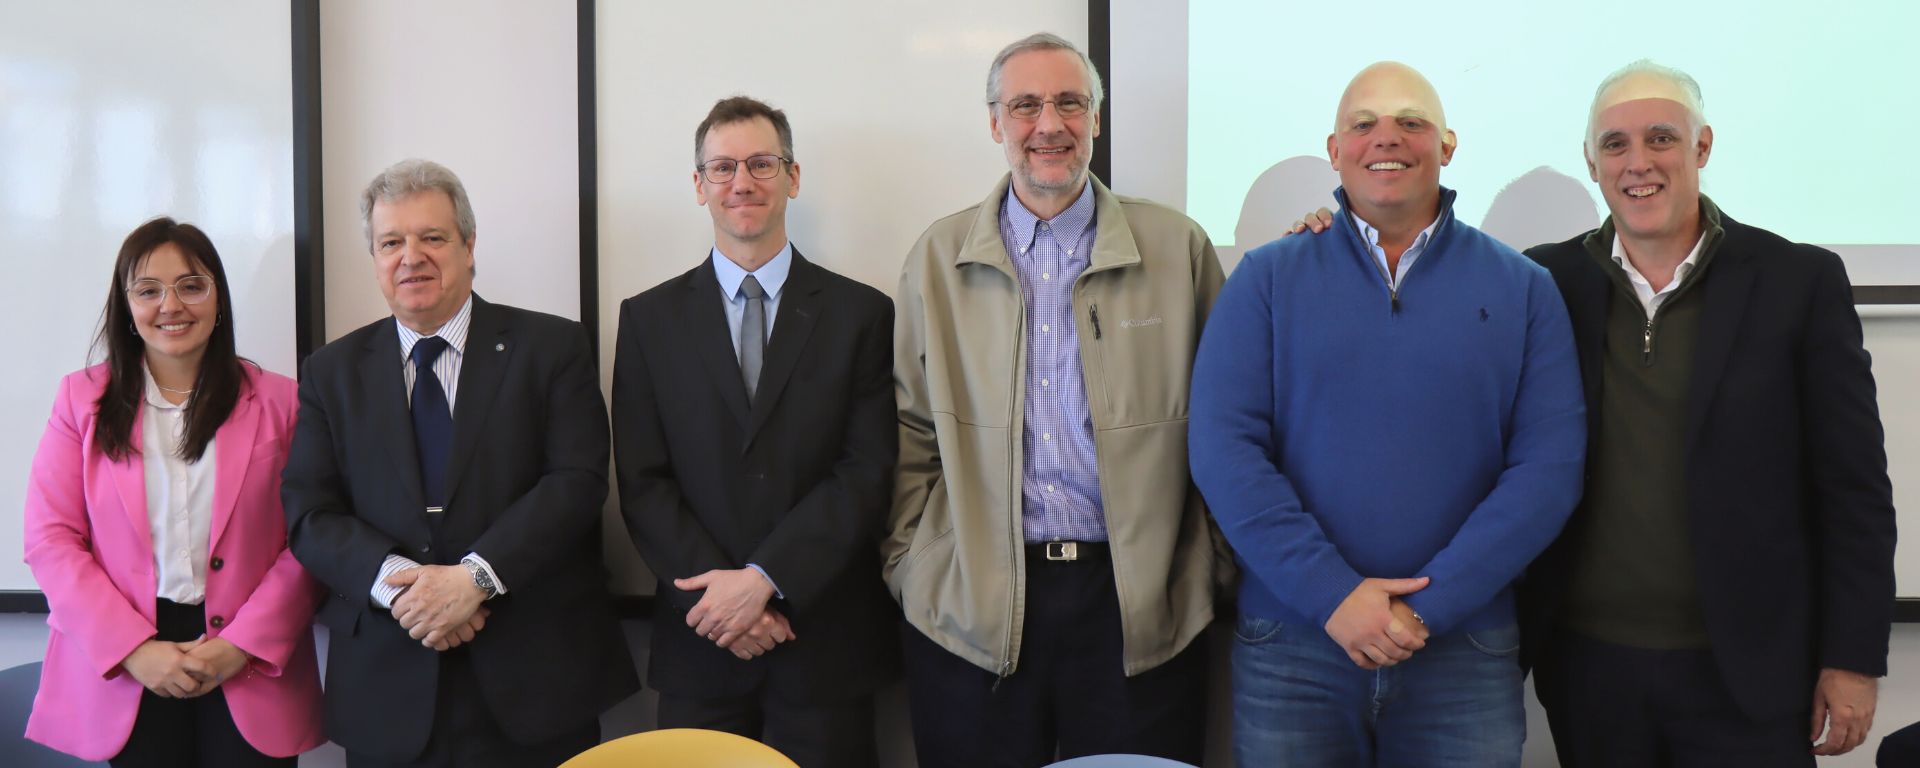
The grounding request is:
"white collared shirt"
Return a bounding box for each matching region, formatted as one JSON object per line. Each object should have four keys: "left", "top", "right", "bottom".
{"left": 1349, "top": 211, "right": 1439, "bottom": 290}
{"left": 1611, "top": 233, "right": 1708, "bottom": 319}
{"left": 141, "top": 367, "right": 216, "bottom": 605}
{"left": 395, "top": 295, "right": 473, "bottom": 409}
{"left": 370, "top": 294, "right": 506, "bottom": 608}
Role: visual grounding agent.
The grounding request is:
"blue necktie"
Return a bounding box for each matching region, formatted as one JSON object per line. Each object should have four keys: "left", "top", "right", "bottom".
{"left": 410, "top": 337, "right": 453, "bottom": 510}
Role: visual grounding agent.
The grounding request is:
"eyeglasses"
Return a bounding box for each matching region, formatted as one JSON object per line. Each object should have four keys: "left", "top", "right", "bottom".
{"left": 993, "top": 94, "right": 1093, "bottom": 120}
{"left": 126, "top": 276, "right": 214, "bottom": 307}
{"left": 698, "top": 154, "right": 791, "bottom": 184}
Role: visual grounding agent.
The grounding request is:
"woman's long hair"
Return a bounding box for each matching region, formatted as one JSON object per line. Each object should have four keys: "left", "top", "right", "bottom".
{"left": 92, "top": 217, "right": 246, "bottom": 463}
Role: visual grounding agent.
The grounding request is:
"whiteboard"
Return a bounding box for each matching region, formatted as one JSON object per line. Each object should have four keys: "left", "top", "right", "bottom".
{"left": 594, "top": 0, "right": 1088, "bottom": 593}
{"left": 0, "top": 2, "right": 297, "bottom": 594}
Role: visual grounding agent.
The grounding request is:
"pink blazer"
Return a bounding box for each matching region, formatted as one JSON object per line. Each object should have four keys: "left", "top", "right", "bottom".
{"left": 22, "top": 364, "right": 324, "bottom": 761}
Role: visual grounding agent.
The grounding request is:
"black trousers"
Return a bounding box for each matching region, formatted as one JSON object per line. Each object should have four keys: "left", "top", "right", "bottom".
{"left": 346, "top": 648, "right": 598, "bottom": 768}
{"left": 110, "top": 599, "right": 293, "bottom": 768}
{"left": 902, "top": 543, "right": 1207, "bottom": 768}
{"left": 1534, "top": 632, "right": 1813, "bottom": 768}
{"left": 656, "top": 689, "right": 877, "bottom": 768}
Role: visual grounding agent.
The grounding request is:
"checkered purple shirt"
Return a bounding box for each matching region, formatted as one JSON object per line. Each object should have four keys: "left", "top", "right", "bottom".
{"left": 1000, "top": 185, "right": 1107, "bottom": 543}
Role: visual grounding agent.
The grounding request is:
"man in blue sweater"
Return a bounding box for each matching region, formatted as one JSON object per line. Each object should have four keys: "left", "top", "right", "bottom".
{"left": 1188, "top": 62, "right": 1587, "bottom": 767}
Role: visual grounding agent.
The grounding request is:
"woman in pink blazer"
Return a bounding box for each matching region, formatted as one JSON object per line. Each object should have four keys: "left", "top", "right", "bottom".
{"left": 22, "top": 217, "right": 324, "bottom": 766}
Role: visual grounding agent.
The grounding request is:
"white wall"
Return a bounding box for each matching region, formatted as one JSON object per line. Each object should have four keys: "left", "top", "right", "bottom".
{"left": 0, "top": 1, "right": 295, "bottom": 593}
{"left": 320, "top": 0, "right": 581, "bottom": 336}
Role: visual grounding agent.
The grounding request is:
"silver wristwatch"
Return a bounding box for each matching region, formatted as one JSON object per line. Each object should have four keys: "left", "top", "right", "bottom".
{"left": 463, "top": 559, "right": 499, "bottom": 600}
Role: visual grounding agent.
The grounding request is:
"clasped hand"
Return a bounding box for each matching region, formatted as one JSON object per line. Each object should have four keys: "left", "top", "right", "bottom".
{"left": 121, "top": 636, "right": 250, "bottom": 698}
{"left": 675, "top": 568, "right": 795, "bottom": 660}
{"left": 387, "top": 564, "right": 490, "bottom": 650}
{"left": 1324, "top": 576, "right": 1431, "bottom": 670}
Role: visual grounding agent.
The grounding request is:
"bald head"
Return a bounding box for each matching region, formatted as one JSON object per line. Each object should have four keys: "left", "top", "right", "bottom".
{"left": 1334, "top": 61, "right": 1451, "bottom": 142}
{"left": 1327, "top": 62, "right": 1458, "bottom": 233}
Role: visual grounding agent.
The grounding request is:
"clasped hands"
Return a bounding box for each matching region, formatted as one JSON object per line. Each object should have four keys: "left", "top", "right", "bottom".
{"left": 386, "top": 564, "right": 490, "bottom": 651}
{"left": 675, "top": 568, "right": 795, "bottom": 661}
{"left": 120, "top": 635, "right": 250, "bottom": 698}
{"left": 1324, "top": 576, "right": 1432, "bottom": 670}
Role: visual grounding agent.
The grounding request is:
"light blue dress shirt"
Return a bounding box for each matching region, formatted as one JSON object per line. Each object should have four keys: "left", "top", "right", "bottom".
{"left": 1000, "top": 185, "right": 1108, "bottom": 544}
{"left": 1349, "top": 210, "right": 1438, "bottom": 290}
{"left": 711, "top": 243, "right": 793, "bottom": 357}
{"left": 710, "top": 243, "right": 794, "bottom": 596}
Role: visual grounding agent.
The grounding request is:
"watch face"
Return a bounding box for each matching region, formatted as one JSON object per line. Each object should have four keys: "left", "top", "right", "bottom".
{"left": 465, "top": 561, "right": 496, "bottom": 596}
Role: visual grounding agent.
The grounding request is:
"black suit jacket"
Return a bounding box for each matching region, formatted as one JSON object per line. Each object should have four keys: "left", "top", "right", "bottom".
{"left": 1521, "top": 216, "right": 1895, "bottom": 721}
{"left": 612, "top": 251, "right": 900, "bottom": 702}
{"left": 283, "top": 295, "right": 637, "bottom": 759}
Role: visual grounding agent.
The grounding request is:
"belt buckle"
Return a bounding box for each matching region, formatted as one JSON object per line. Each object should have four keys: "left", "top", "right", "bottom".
{"left": 1045, "top": 541, "right": 1078, "bottom": 561}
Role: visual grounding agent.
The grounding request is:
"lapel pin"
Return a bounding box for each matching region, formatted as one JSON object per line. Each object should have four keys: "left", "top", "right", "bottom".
{"left": 495, "top": 343, "right": 506, "bottom": 352}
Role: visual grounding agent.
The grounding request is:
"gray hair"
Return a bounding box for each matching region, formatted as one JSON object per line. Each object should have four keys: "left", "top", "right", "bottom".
{"left": 1588, "top": 59, "right": 1708, "bottom": 142}
{"left": 359, "top": 159, "right": 477, "bottom": 250}
{"left": 985, "top": 32, "right": 1105, "bottom": 113}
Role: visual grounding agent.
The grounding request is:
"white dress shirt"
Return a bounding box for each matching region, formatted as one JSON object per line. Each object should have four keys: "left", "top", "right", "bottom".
{"left": 1611, "top": 232, "right": 1708, "bottom": 319}
{"left": 368, "top": 296, "right": 507, "bottom": 609}
{"left": 141, "top": 367, "right": 216, "bottom": 605}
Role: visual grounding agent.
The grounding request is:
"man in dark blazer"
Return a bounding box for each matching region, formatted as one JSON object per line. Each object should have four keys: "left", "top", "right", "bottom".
{"left": 1519, "top": 62, "right": 1895, "bottom": 765}
{"left": 283, "top": 159, "right": 636, "bottom": 767}
{"left": 612, "top": 97, "right": 897, "bottom": 767}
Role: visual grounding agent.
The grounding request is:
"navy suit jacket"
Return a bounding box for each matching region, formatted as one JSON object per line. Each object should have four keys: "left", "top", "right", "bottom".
{"left": 612, "top": 251, "right": 900, "bottom": 702}
{"left": 1520, "top": 216, "right": 1895, "bottom": 721}
{"left": 283, "top": 294, "right": 637, "bottom": 759}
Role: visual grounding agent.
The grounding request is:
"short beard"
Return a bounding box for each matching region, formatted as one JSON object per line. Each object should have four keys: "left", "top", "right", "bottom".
{"left": 1016, "top": 157, "right": 1087, "bottom": 196}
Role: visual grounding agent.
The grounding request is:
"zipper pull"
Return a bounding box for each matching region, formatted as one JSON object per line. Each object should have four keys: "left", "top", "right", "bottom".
{"left": 1090, "top": 303, "right": 1102, "bottom": 339}
{"left": 1391, "top": 289, "right": 1400, "bottom": 314}
{"left": 1643, "top": 319, "right": 1654, "bottom": 365}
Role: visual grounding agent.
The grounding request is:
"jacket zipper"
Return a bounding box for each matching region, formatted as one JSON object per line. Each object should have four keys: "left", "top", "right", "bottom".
{"left": 1642, "top": 317, "right": 1655, "bottom": 366}
{"left": 999, "top": 262, "right": 1025, "bottom": 688}
{"left": 1345, "top": 213, "right": 1406, "bottom": 313}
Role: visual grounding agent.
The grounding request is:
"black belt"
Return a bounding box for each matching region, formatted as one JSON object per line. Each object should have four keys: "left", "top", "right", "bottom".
{"left": 1025, "top": 540, "right": 1109, "bottom": 563}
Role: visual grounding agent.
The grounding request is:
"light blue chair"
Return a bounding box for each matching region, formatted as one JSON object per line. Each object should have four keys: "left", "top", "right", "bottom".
{"left": 1047, "top": 755, "right": 1198, "bottom": 768}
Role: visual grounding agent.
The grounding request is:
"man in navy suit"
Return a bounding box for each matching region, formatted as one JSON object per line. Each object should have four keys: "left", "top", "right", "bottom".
{"left": 1518, "top": 61, "right": 1895, "bottom": 765}
{"left": 283, "top": 159, "right": 635, "bottom": 767}
{"left": 612, "top": 96, "right": 897, "bottom": 768}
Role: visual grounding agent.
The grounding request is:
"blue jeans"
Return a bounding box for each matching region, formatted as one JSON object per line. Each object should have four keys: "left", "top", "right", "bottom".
{"left": 1232, "top": 613, "right": 1525, "bottom": 767}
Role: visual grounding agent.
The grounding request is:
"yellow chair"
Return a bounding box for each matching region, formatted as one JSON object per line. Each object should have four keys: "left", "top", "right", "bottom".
{"left": 559, "top": 728, "right": 801, "bottom": 768}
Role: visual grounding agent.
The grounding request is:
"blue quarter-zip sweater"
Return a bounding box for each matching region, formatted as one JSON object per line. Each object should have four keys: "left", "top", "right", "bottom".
{"left": 1189, "top": 187, "right": 1586, "bottom": 636}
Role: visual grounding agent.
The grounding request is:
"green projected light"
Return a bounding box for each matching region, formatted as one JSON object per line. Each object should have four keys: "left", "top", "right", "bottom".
{"left": 1187, "top": 0, "right": 1913, "bottom": 249}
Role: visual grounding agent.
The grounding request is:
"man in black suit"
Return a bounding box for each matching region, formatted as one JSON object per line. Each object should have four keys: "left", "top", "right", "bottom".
{"left": 283, "top": 159, "right": 636, "bottom": 767}
{"left": 611, "top": 96, "right": 897, "bottom": 767}
{"left": 1519, "top": 61, "right": 1895, "bottom": 765}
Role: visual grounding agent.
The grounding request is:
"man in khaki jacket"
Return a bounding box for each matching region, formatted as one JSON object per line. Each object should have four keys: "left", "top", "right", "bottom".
{"left": 887, "top": 31, "right": 1227, "bottom": 768}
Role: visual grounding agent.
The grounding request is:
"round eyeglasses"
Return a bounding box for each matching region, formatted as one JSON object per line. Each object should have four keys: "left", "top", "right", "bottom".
{"left": 127, "top": 275, "right": 214, "bottom": 307}
{"left": 698, "top": 154, "right": 791, "bottom": 184}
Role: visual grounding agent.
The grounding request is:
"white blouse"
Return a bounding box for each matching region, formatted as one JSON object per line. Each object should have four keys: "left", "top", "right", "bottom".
{"left": 141, "top": 368, "right": 216, "bottom": 605}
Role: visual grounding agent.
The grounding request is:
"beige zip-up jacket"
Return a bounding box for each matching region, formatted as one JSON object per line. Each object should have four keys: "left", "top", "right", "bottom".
{"left": 887, "top": 175, "right": 1230, "bottom": 677}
